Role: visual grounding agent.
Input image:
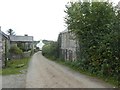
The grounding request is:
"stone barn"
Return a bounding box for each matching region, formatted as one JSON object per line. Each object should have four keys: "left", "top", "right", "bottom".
{"left": 10, "top": 35, "right": 34, "bottom": 51}
{"left": 9, "top": 35, "right": 34, "bottom": 59}
{"left": 58, "top": 29, "right": 77, "bottom": 61}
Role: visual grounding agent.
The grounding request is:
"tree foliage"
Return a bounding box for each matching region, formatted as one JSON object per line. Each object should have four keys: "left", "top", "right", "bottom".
{"left": 65, "top": 1, "right": 120, "bottom": 86}
{"left": 9, "top": 45, "right": 23, "bottom": 55}
{"left": 7, "top": 29, "right": 15, "bottom": 35}
{"left": 42, "top": 41, "right": 59, "bottom": 59}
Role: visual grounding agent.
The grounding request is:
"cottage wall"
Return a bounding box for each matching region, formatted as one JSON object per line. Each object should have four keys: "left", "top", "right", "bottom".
{"left": 60, "top": 29, "right": 77, "bottom": 61}
{"left": 1, "top": 31, "right": 10, "bottom": 68}
{"left": 0, "top": 30, "right": 2, "bottom": 68}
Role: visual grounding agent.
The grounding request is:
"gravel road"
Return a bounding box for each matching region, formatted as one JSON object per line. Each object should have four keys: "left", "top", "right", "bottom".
{"left": 26, "top": 51, "right": 113, "bottom": 88}
{"left": 0, "top": 75, "right": 2, "bottom": 89}
{"left": 2, "top": 74, "right": 26, "bottom": 88}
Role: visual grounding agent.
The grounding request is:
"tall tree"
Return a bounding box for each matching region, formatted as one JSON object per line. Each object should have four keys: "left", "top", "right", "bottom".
{"left": 7, "top": 29, "right": 15, "bottom": 35}
{"left": 64, "top": 1, "right": 120, "bottom": 87}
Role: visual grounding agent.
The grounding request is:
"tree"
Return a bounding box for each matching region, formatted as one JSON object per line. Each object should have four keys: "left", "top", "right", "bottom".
{"left": 7, "top": 29, "right": 15, "bottom": 35}
{"left": 64, "top": 1, "right": 120, "bottom": 87}
{"left": 9, "top": 45, "right": 23, "bottom": 55}
{"left": 42, "top": 41, "right": 59, "bottom": 59}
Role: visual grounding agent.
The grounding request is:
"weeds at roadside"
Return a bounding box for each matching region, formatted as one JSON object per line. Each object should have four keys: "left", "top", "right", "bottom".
{"left": 2, "top": 58, "right": 30, "bottom": 75}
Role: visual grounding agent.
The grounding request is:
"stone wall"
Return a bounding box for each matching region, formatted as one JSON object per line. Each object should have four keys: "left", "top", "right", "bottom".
{"left": 23, "top": 51, "right": 31, "bottom": 58}
{"left": 9, "top": 51, "right": 31, "bottom": 60}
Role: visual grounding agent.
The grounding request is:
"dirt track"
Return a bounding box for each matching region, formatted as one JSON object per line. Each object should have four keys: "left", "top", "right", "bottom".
{"left": 26, "top": 51, "right": 113, "bottom": 88}
{"left": 2, "top": 74, "right": 26, "bottom": 88}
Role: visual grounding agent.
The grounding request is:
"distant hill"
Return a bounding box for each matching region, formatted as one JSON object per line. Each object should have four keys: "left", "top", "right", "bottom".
{"left": 42, "top": 40, "right": 54, "bottom": 45}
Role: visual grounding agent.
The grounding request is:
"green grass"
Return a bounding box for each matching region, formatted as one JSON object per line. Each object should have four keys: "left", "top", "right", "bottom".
{"left": 1, "top": 58, "right": 30, "bottom": 75}
{"left": 45, "top": 56, "right": 118, "bottom": 88}
{"left": 0, "top": 69, "right": 2, "bottom": 75}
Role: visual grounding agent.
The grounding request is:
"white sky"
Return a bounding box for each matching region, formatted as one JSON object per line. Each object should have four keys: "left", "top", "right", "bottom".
{"left": 0, "top": 0, "right": 119, "bottom": 41}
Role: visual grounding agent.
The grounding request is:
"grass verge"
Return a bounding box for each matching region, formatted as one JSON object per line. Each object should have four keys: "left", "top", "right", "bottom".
{"left": 1, "top": 58, "right": 30, "bottom": 75}
{"left": 45, "top": 55, "right": 118, "bottom": 88}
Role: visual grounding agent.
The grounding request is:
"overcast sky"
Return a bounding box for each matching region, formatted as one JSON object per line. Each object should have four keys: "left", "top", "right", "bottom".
{"left": 0, "top": 0, "right": 119, "bottom": 41}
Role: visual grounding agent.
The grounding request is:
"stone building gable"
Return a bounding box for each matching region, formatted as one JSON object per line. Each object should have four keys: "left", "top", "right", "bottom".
{"left": 59, "top": 29, "right": 77, "bottom": 61}
{"left": 0, "top": 30, "right": 2, "bottom": 68}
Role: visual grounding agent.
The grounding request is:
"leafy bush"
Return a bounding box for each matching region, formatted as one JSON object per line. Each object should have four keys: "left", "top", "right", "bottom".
{"left": 9, "top": 45, "right": 23, "bottom": 55}
{"left": 65, "top": 1, "right": 120, "bottom": 87}
{"left": 17, "top": 42, "right": 32, "bottom": 52}
{"left": 42, "top": 41, "right": 59, "bottom": 59}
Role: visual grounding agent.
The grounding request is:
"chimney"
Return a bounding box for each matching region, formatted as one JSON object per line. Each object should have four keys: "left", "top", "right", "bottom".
{"left": 24, "top": 34, "right": 28, "bottom": 36}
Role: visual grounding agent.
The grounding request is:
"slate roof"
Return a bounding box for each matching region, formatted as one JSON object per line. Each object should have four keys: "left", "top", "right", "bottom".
{"left": 2, "top": 31, "right": 9, "bottom": 39}
{"left": 10, "top": 36, "right": 33, "bottom": 42}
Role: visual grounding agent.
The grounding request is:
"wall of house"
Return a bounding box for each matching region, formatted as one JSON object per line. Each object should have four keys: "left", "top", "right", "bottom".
{"left": 2, "top": 36, "right": 7, "bottom": 67}
{"left": 0, "top": 30, "right": 2, "bottom": 68}
{"left": 1, "top": 31, "right": 10, "bottom": 68}
{"left": 59, "top": 30, "right": 77, "bottom": 61}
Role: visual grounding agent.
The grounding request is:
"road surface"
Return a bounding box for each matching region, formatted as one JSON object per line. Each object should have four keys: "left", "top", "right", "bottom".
{"left": 26, "top": 51, "right": 113, "bottom": 88}
{"left": 2, "top": 74, "right": 26, "bottom": 88}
